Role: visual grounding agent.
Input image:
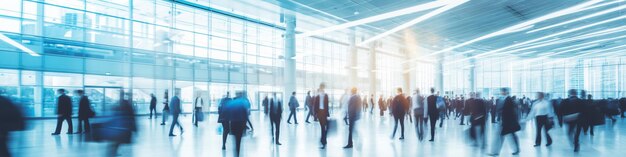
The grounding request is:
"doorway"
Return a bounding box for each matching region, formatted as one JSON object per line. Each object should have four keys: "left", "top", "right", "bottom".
{"left": 84, "top": 86, "right": 123, "bottom": 116}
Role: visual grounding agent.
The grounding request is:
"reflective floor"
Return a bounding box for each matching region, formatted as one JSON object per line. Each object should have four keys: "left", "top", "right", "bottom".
{"left": 8, "top": 110, "right": 626, "bottom": 157}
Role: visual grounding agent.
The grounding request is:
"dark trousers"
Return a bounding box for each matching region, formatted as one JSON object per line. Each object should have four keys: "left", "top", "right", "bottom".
{"left": 270, "top": 117, "right": 281, "bottom": 143}
{"left": 149, "top": 107, "right": 157, "bottom": 119}
{"left": 246, "top": 119, "right": 254, "bottom": 130}
{"left": 319, "top": 116, "right": 329, "bottom": 145}
{"left": 492, "top": 132, "right": 519, "bottom": 154}
{"left": 567, "top": 122, "right": 582, "bottom": 150}
{"left": 469, "top": 118, "right": 486, "bottom": 146}
{"left": 414, "top": 112, "right": 425, "bottom": 140}
{"left": 460, "top": 114, "right": 466, "bottom": 125}
{"left": 54, "top": 115, "right": 73, "bottom": 133}
{"left": 0, "top": 131, "right": 9, "bottom": 157}
{"left": 535, "top": 115, "right": 552, "bottom": 145}
{"left": 221, "top": 122, "right": 231, "bottom": 148}
{"left": 230, "top": 121, "right": 246, "bottom": 157}
{"left": 491, "top": 112, "right": 497, "bottom": 123}
{"left": 392, "top": 115, "right": 405, "bottom": 138}
{"left": 347, "top": 119, "right": 356, "bottom": 145}
{"left": 76, "top": 118, "right": 90, "bottom": 133}
{"left": 428, "top": 115, "right": 438, "bottom": 140}
{"left": 161, "top": 110, "right": 169, "bottom": 124}
{"left": 168, "top": 114, "right": 183, "bottom": 135}
{"left": 306, "top": 110, "right": 316, "bottom": 122}
{"left": 287, "top": 109, "right": 298, "bottom": 123}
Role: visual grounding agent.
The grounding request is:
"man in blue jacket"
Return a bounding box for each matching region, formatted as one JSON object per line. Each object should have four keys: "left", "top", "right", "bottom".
{"left": 168, "top": 89, "right": 183, "bottom": 136}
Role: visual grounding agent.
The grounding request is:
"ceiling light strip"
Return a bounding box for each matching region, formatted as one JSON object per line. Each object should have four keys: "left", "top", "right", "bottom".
{"left": 527, "top": 1, "right": 626, "bottom": 34}
{"left": 408, "top": 0, "right": 602, "bottom": 62}
{"left": 359, "top": 0, "right": 468, "bottom": 46}
{"left": 297, "top": 0, "right": 451, "bottom": 38}
{"left": 446, "top": 14, "right": 626, "bottom": 65}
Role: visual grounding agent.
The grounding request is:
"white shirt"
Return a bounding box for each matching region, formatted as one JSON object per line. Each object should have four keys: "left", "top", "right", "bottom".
{"left": 528, "top": 99, "right": 555, "bottom": 118}
{"left": 341, "top": 94, "right": 350, "bottom": 113}
{"left": 319, "top": 92, "right": 325, "bottom": 110}
{"left": 411, "top": 93, "right": 422, "bottom": 110}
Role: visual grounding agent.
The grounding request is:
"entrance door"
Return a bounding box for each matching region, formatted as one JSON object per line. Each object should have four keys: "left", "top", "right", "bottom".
{"left": 84, "top": 86, "right": 123, "bottom": 116}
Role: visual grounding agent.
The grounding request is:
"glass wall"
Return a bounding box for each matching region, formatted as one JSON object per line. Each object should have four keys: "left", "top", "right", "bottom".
{"left": 443, "top": 56, "right": 626, "bottom": 99}
{"left": 0, "top": 0, "right": 411, "bottom": 117}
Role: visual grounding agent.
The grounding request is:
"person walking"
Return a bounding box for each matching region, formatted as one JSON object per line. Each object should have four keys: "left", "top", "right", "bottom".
{"left": 391, "top": 88, "right": 409, "bottom": 140}
{"left": 149, "top": 94, "right": 157, "bottom": 119}
{"left": 168, "top": 89, "right": 183, "bottom": 136}
{"left": 425, "top": 88, "right": 439, "bottom": 142}
{"left": 262, "top": 95, "right": 269, "bottom": 115}
{"left": 0, "top": 91, "right": 26, "bottom": 157}
{"left": 192, "top": 94, "right": 204, "bottom": 127}
{"left": 52, "top": 89, "right": 73, "bottom": 135}
{"left": 160, "top": 90, "right": 170, "bottom": 125}
{"left": 224, "top": 91, "right": 249, "bottom": 157}
{"left": 75, "top": 90, "right": 94, "bottom": 134}
{"left": 469, "top": 92, "right": 488, "bottom": 147}
{"left": 269, "top": 93, "right": 283, "bottom": 145}
{"left": 560, "top": 89, "right": 587, "bottom": 152}
{"left": 218, "top": 92, "right": 232, "bottom": 150}
{"left": 314, "top": 83, "right": 330, "bottom": 149}
{"left": 488, "top": 88, "right": 521, "bottom": 156}
{"left": 287, "top": 92, "right": 300, "bottom": 124}
{"left": 107, "top": 91, "right": 137, "bottom": 157}
{"left": 305, "top": 91, "right": 316, "bottom": 123}
{"left": 412, "top": 89, "right": 425, "bottom": 141}
{"left": 344, "top": 87, "right": 362, "bottom": 148}
{"left": 526, "top": 92, "right": 555, "bottom": 147}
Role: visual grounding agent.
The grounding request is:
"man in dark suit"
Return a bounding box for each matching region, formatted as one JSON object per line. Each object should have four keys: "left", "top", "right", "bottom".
{"left": 262, "top": 95, "right": 269, "bottom": 115}
{"left": 269, "top": 93, "right": 283, "bottom": 145}
{"left": 149, "top": 93, "right": 157, "bottom": 119}
{"left": 168, "top": 89, "right": 183, "bottom": 136}
{"left": 305, "top": 91, "right": 316, "bottom": 123}
{"left": 218, "top": 92, "right": 232, "bottom": 150}
{"left": 344, "top": 87, "right": 361, "bottom": 148}
{"left": 391, "top": 88, "right": 409, "bottom": 140}
{"left": 314, "top": 84, "right": 330, "bottom": 149}
{"left": 560, "top": 89, "right": 585, "bottom": 152}
{"left": 287, "top": 92, "right": 299, "bottom": 124}
{"left": 425, "top": 88, "right": 439, "bottom": 142}
{"left": 224, "top": 91, "right": 249, "bottom": 157}
{"left": 75, "top": 90, "right": 92, "bottom": 134}
{"left": 488, "top": 88, "right": 521, "bottom": 156}
{"left": 52, "top": 89, "right": 73, "bottom": 135}
{"left": 469, "top": 92, "right": 488, "bottom": 147}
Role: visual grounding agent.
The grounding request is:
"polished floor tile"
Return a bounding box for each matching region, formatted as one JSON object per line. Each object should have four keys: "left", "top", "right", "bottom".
{"left": 8, "top": 110, "right": 626, "bottom": 157}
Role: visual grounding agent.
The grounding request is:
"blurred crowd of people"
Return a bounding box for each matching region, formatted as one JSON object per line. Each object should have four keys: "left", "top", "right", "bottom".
{"left": 1, "top": 84, "right": 625, "bottom": 157}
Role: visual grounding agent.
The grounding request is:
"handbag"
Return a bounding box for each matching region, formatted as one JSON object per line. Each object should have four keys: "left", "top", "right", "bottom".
{"left": 88, "top": 109, "right": 96, "bottom": 118}
{"left": 216, "top": 125, "right": 223, "bottom": 135}
{"left": 196, "top": 110, "right": 205, "bottom": 122}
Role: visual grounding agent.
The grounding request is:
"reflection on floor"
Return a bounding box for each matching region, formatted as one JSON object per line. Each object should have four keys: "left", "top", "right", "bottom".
{"left": 8, "top": 110, "right": 626, "bottom": 157}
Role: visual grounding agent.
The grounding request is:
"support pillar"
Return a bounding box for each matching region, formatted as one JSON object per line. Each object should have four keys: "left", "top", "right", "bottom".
{"left": 369, "top": 42, "right": 377, "bottom": 95}
{"left": 283, "top": 12, "right": 296, "bottom": 100}
{"left": 435, "top": 55, "right": 444, "bottom": 94}
{"left": 469, "top": 57, "right": 476, "bottom": 92}
{"left": 348, "top": 30, "right": 358, "bottom": 88}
